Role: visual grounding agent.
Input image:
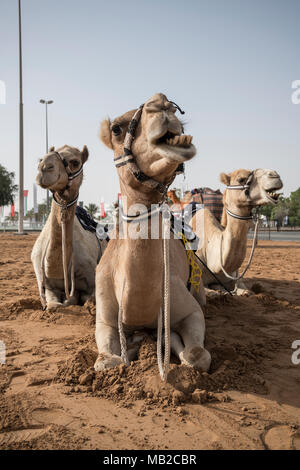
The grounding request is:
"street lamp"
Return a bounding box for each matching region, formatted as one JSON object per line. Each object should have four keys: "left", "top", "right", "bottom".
{"left": 18, "top": 0, "right": 24, "bottom": 234}
{"left": 39, "top": 99, "right": 54, "bottom": 212}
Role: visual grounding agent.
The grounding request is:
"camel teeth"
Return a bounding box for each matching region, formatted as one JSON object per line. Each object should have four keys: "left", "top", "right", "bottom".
{"left": 164, "top": 134, "right": 193, "bottom": 147}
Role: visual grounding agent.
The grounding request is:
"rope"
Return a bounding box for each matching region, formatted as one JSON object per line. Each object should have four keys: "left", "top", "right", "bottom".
{"left": 118, "top": 280, "right": 129, "bottom": 365}
{"left": 157, "top": 213, "right": 171, "bottom": 382}
{"left": 40, "top": 238, "right": 50, "bottom": 310}
{"left": 61, "top": 207, "right": 75, "bottom": 301}
{"left": 220, "top": 218, "right": 259, "bottom": 281}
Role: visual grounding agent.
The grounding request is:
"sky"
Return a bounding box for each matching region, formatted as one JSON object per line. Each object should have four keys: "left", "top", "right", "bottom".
{"left": 0, "top": 0, "right": 299, "bottom": 211}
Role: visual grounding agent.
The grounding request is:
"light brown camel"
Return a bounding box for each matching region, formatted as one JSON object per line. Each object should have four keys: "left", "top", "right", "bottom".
{"left": 191, "top": 168, "right": 283, "bottom": 294}
{"left": 167, "top": 189, "right": 192, "bottom": 211}
{"left": 94, "top": 93, "right": 211, "bottom": 374}
{"left": 31, "top": 145, "right": 106, "bottom": 309}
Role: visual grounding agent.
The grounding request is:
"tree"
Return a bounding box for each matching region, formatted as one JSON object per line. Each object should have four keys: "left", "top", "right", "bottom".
{"left": 0, "top": 164, "right": 17, "bottom": 206}
{"left": 259, "top": 203, "right": 273, "bottom": 219}
{"left": 84, "top": 203, "right": 98, "bottom": 219}
{"left": 289, "top": 188, "right": 300, "bottom": 225}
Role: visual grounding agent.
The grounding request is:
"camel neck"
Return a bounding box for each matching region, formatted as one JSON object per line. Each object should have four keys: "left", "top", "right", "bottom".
{"left": 119, "top": 179, "right": 165, "bottom": 211}
{"left": 117, "top": 180, "right": 166, "bottom": 326}
{"left": 220, "top": 204, "right": 251, "bottom": 273}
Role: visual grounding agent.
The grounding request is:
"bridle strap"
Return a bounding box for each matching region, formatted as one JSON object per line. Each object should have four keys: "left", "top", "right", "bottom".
{"left": 226, "top": 207, "right": 253, "bottom": 221}
{"left": 48, "top": 151, "right": 83, "bottom": 206}
{"left": 226, "top": 171, "right": 254, "bottom": 192}
{"left": 52, "top": 193, "right": 79, "bottom": 209}
{"left": 114, "top": 103, "right": 179, "bottom": 198}
{"left": 226, "top": 184, "right": 250, "bottom": 190}
{"left": 121, "top": 204, "right": 162, "bottom": 223}
{"left": 224, "top": 171, "right": 255, "bottom": 220}
{"left": 53, "top": 151, "right": 83, "bottom": 181}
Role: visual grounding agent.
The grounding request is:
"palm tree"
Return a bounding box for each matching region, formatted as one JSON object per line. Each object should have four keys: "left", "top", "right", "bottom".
{"left": 84, "top": 203, "right": 98, "bottom": 219}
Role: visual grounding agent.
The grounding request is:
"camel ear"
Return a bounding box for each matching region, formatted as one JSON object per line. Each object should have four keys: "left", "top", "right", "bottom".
{"left": 99, "top": 119, "right": 113, "bottom": 149}
{"left": 220, "top": 172, "right": 230, "bottom": 185}
{"left": 81, "top": 145, "right": 89, "bottom": 164}
{"left": 49, "top": 146, "right": 55, "bottom": 152}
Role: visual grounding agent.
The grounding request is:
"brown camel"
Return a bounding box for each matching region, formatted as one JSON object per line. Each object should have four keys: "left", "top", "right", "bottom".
{"left": 94, "top": 93, "right": 211, "bottom": 373}
{"left": 167, "top": 189, "right": 192, "bottom": 211}
{"left": 31, "top": 145, "right": 106, "bottom": 309}
{"left": 191, "top": 168, "right": 283, "bottom": 294}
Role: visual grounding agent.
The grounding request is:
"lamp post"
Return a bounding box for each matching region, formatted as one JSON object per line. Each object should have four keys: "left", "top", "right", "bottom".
{"left": 39, "top": 99, "right": 53, "bottom": 212}
{"left": 18, "top": 0, "right": 24, "bottom": 234}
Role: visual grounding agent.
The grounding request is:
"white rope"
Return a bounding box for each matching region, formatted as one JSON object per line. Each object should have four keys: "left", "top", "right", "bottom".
{"left": 157, "top": 214, "right": 171, "bottom": 382}
{"left": 118, "top": 280, "right": 129, "bottom": 365}
{"left": 61, "top": 208, "right": 75, "bottom": 301}
{"left": 220, "top": 218, "right": 260, "bottom": 281}
{"left": 40, "top": 238, "right": 50, "bottom": 310}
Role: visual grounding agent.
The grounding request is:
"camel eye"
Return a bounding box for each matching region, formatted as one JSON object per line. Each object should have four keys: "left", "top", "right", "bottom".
{"left": 70, "top": 160, "right": 79, "bottom": 168}
{"left": 112, "top": 124, "right": 122, "bottom": 136}
{"left": 239, "top": 178, "right": 246, "bottom": 184}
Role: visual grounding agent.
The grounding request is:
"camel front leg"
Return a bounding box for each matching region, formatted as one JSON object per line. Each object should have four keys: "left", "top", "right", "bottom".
{"left": 94, "top": 320, "right": 124, "bottom": 371}
{"left": 173, "top": 310, "right": 211, "bottom": 372}
{"left": 45, "top": 286, "right": 63, "bottom": 309}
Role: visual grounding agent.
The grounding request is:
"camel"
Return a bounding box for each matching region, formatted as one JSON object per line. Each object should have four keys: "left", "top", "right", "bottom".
{"left": 167, "top": 188, "right": 191, "bottom": 211}
{"left": 190, "top": 168, "right": 283, "bottom": 294}
{"left": 94, "top": 93, "right": 211, "bottom": 374}
{"left": 31, "top": 145, "right": 106, "bottom": 309}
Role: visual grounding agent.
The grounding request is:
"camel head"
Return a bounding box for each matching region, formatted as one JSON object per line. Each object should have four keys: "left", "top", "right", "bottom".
{"left": 100, "top": 93, "right": 196, "bottom": 186}
{"left": 36, "top": 145, "right": 89, "bottom": 198}
{"left": 220, "top": 168, "right": 283, "bottom": 210}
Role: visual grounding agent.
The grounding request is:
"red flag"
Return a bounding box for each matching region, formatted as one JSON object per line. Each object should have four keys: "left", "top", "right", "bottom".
{"left": 11, "top": 204, "right": 15, "bottom": 217}
{"left": 100, "top": 201, "right": 106, "bottom": 218}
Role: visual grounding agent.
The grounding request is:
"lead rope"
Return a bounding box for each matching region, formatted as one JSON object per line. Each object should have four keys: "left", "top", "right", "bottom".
{"left": 61, "top": 206, "right": 75, "bottom": 300}
{"left": 220, "top": 217, "right": 260, "bottom": 281}
{"left": 118, "top": 279, "right": 129, "bottom": 365}
{"left": 157, "top": 209, "right": 171, "bottom": 382}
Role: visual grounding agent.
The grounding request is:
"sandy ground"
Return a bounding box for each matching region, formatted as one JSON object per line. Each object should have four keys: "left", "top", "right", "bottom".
{"left": 0, "top": 233, "right": 299, "bottom": 450}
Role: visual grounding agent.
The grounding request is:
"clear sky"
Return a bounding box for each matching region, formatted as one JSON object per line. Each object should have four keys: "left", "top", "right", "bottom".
{"left": 0, "top": 0, "right": 299, "bottom": 210}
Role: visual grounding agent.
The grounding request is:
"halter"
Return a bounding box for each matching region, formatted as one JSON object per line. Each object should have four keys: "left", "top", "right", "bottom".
{"left": 53, "top": 151, "right": 84, "bottom": 181}
{"left": 49, "top": 150, "right": 83, "bottom": 209}
{"left": 52, "top": 193, "right": 79, "bottom": 209}
{"left": 225, "top": 171, "right": 254, "bottom": 221}
{"left": 120, "top": 204, "right": 162, "bottom": 224}
{"left": 220, "top": 170, "right": 260, "bottom": 282}
{"left": 114, "top": 101, "right": 185, "bottom": 218}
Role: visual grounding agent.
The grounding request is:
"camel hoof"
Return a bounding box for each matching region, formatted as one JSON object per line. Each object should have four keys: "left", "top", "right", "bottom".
{"left": 180, "top": 346, "right": 211, "bottom": 372}
{"left": 94, "top": 353, "right": 124, "bottom": 371}
{"left": 46, "top": 302, "right": 62, "bottom": 311}
{"left": 235, "top": 288, "right": 252, "bottom": 297}
{"left": 63, "top": 297, "right": 77, "bottom": 306}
